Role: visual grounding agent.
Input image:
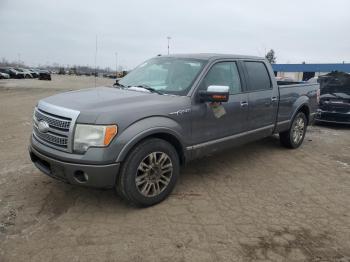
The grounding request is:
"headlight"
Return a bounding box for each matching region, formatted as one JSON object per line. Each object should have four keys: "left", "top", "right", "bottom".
{"left": 74, "top": 124, "right": 118, "bottom": 152}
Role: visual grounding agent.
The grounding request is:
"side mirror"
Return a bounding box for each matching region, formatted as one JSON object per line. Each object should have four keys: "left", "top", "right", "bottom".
{"left": 199, "top": 85, "right": 229, "bottom": 103}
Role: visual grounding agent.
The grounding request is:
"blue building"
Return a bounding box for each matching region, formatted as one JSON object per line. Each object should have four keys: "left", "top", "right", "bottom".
{"left": 271, "top": 63, "right": 350, "bottom": 81}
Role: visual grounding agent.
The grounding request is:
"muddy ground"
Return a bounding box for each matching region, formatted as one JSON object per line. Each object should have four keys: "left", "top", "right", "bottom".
{"left": 0, "top": 76, "right": 349, "bottom": 262}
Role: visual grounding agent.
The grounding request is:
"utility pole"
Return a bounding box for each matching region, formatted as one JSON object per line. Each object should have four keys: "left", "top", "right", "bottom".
{"left": 167, "top": 36, "right": 171, "bottom": 55}
{"left": 115, "top": 52, "right": 118, "bottom": 78}
{"left": 94, "top": 35, "right": 98, "bottom": 87}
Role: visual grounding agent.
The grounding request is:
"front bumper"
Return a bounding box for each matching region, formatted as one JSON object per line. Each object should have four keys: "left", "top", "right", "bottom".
{"left": 29, "top": 145, "right": 120, "bottom": 188}
{"left": 315, "top": 109, "right": 350, "bottom": 124}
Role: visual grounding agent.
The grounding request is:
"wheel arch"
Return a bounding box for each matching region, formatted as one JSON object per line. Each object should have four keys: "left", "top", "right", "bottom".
{"left": 116, "top": 128, "right": 187, "bottom": 165}
{"left": 297, "top": 104, "right": 310, "bottom": 124}
{"left": 290, "top": 96, "right": 311, "bottom": 127}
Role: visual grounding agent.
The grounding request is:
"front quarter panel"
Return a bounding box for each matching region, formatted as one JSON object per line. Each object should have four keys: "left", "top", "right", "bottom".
{"left": 112, "top": 116, "right": 190, "bottom": 163}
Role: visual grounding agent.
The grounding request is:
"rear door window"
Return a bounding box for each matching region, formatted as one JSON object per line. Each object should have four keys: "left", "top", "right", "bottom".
{"left": 244, "top": 62, "right": 271, "bottom": 91}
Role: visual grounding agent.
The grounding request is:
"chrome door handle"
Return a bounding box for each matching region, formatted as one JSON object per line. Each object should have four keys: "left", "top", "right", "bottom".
{"left": 240, "top": 101, "right": 248, "bottom": 107}
{"left": 271, "top": 97, "right": 278, "bottom": 102}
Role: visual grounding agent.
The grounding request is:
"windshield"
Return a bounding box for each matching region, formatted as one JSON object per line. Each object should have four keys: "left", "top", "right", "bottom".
{"left": 118, "top": 57, "right": 206, "bottom": 95}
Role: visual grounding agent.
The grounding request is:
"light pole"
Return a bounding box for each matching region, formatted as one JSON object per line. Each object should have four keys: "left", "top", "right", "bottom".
{"left": 94, "top": 35, "right": 98, "bottom": 87}
{"left": 115, "top": 52, "right": 118, "bottom": 78}
{"left": 167, "top": 36, "right": 171, "bottom": 55}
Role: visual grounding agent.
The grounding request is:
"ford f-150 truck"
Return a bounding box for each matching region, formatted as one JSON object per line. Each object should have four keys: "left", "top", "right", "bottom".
{"left": 29, "top": 54, "right": 320, "bottom": 206}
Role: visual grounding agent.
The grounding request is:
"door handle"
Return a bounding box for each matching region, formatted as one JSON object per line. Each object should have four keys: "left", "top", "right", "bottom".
{"left": 240, "top": 101, "right": 248, "bottom": 107}
{"left": 271, "top": 97, "right": 278, "bottom": 102}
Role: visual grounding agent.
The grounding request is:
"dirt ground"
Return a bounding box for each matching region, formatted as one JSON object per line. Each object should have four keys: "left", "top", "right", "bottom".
{"left": 0, "top": 76, "right": 349, "bottom": 262}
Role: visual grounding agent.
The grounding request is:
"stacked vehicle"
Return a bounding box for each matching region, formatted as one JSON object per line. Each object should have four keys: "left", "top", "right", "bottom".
{"left": 315, "top": 72, "right": 350, "bottom": 124}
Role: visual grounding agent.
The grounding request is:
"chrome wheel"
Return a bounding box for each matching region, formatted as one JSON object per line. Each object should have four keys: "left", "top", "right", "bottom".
{"left": 135, "top": 152, "right": 173, "bottom": 197}
{"left": 292, "top": 116, "right": 305, "bottom": 144}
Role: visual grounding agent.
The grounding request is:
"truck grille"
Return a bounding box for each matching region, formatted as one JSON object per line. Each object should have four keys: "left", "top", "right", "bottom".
{"left": 32, "top": 104, "right": 79, "bottom": 152}
{"left": 33, "top": 125, "right": 68, "bottom": 147}
{"left": 35, "top": 110, "right": 71, "bottom": 130}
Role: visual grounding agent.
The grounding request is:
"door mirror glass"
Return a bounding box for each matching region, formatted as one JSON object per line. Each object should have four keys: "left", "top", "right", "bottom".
{"left": 199, "top": 85, "right": 229, "bottom": 103}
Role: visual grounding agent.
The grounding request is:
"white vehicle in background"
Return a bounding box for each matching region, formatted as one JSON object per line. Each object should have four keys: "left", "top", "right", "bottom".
{"left": 0, "top": 72, "right": 10, "bottom": 79}
{"left": 15, "top": 68, "right": 33, "bottom": 78}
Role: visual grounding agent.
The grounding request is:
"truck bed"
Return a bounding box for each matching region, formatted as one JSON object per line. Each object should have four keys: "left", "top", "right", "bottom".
{"left": 276, "top": 83, "right": 319, "bottom": 132}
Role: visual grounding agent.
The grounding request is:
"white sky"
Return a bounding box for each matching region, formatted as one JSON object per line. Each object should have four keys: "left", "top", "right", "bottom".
{"left": 1, "top": 0, "right": 349, "bottom": 69}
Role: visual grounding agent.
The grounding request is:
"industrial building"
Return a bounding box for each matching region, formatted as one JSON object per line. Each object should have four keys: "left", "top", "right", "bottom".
{"left": 272, "top": 63, "right": 350, "bottom": 81}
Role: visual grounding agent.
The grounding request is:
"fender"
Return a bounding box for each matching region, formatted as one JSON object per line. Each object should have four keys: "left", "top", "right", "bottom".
{"left": 289, "top": 95, "right": 310, "bottom": 127}
{"left": 112, "top": 116, "right": 188, "bottom": 163}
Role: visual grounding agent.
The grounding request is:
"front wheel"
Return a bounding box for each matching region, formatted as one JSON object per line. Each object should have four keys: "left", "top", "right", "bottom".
{"left": 116, "top": 138, "right": 179, "bottom": 207}
{"left": 279, "top": 112, "right": 307, "bottom": 149}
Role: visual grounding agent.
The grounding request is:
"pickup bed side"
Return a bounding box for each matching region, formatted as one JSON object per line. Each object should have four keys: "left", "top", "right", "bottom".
{"left": 275, "top": 83, "right": 319, "bottom": 133}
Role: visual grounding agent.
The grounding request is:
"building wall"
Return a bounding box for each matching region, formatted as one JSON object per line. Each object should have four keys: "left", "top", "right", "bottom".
{"left": 277, "top": 72, "right": 303, "bottom": 81}
{"left": 277, "top": 72, "right": 329, "bottom": 81}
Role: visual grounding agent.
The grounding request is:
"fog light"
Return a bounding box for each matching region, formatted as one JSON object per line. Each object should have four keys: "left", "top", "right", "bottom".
{"left": 74, "top": 170, "right": 88, "bottom": 183}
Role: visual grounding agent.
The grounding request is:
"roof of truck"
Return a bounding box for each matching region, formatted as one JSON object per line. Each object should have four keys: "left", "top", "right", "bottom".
{"left": 159, "top": 53, "right": 264, "bottom": 61}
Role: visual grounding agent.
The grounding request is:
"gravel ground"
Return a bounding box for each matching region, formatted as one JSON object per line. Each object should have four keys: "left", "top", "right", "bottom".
{"left": 0, "top": 76, "right": 349, "bottom": 262}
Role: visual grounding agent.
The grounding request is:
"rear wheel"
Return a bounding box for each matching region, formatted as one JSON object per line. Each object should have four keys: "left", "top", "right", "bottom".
{"left": 116, "top": 138, "right": 179, "bottom": 207}
{"left": 280, "top": 112, "right": 307, "bottom": 149}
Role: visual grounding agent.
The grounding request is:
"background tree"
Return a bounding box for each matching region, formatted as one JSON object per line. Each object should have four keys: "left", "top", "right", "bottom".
{"left": 265, "top": 49, "right": 277, "bottom": 64}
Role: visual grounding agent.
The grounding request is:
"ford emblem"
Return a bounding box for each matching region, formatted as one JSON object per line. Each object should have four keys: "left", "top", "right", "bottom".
{"left": 38, "top": 120, "right": 50, "bottom": 133}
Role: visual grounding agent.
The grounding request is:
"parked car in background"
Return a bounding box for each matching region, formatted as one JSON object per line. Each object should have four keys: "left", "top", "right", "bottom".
{"left": 15, "top": 68, "right": 33, "bottom": 78}
{"left": 0, "top": 68, "right": 25, "bottom": 79}
{"left": 0, "top": 71, "right": 10, "bottom": 79}
{"left": 38, "top": 70, "right": 51, "bottom": 80}
{"left": 103, "top": 73, "right": 117, "bottom": 79}
{"left": 29, "top": 53, "right": 320, "bottom": 206}
{"left": 29, "top": 69, "right": 39, "bottom": 78}
{"left": 316, "top": 72, "right": 350, "bottom": 124}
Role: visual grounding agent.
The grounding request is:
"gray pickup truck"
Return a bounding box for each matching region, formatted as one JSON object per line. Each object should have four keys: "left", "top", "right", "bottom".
{"left": 29, "top": 54, "right": 320, "bottom": 206}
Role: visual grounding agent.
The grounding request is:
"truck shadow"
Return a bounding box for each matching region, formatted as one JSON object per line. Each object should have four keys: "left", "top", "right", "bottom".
{"left": 182, "top": 135, "right": 282, "bottom": 174}
{"left": 314, "top": 122, "right": 350, "bottom": 130}
{"left": 173, "top": 135, "right": 286, "bottom": 197}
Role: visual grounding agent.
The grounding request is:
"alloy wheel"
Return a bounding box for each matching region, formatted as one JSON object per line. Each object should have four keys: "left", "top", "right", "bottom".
{"left": 135, "top": 152, "right": 173, "bottom": 197}
{"left": 292, "top": 116, "right": 305, "bottom": 144}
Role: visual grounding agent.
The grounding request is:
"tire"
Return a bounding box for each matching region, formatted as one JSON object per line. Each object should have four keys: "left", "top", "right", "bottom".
{"left": 116, "top": 138, "right": 180, "bottom": 207}
{"left": 279, "top": 112, "right": 307, "bottom": 149}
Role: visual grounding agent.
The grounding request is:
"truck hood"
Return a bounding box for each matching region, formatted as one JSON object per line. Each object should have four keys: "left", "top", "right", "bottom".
{"left": 40, "top": 86, "right": 191, "bottom": 126}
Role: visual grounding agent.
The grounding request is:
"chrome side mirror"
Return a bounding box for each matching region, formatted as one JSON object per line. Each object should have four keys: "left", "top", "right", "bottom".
{"left": 199, "top": 85, "right": 230, "bottom": 103}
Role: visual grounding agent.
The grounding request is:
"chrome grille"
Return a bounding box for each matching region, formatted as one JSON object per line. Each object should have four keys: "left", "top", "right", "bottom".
{"left": 35, "top": 109, "right": 71, "bottom": 130}
{"left": 33, "top": 124, "right": 68, "bottom": 147}
{"left": 32, "top": 103, "right": 79, "bottom": 152}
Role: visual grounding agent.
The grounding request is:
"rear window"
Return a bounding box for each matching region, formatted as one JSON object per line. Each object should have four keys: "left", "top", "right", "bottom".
{"left": 245, "top": 62, "right": 271, "bottom": 91}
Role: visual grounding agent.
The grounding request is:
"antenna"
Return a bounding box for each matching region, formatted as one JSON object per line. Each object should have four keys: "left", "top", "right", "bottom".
{"left": 115, "top": 52, "right": 118, "bottom": 78}
{"left": 167, "top": 36, "right": 171, "bottom": 55}
{"left": 94, "top": 35, "right": 98, "bottom": 87}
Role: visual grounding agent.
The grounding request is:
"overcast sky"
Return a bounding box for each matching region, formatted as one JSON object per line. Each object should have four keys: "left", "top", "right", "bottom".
{"left": 1, "top": 0, "right": 349, "bottom": 69}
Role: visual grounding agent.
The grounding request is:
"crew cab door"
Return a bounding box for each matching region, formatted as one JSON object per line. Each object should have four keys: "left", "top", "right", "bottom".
{"left": 191, "top": 61, "right": 249, "bottom": 146}
{"left": 243, "top": 61, "right": 278, "bottom": 135}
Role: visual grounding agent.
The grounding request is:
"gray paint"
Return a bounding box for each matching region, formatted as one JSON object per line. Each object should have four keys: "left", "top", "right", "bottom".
{"left": 29, "top": 54, "right": 319, "bottom": 188}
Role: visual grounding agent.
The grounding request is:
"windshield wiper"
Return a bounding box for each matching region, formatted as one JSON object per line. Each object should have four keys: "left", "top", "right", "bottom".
{"left": 129, "top": 84, "right": 163, "bottom": 95}
{"left": 113, "top": 80, "right": 126, "bottom": 88}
